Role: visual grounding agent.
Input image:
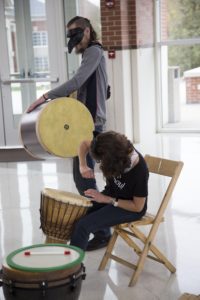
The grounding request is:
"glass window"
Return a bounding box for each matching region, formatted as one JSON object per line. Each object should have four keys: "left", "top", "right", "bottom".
{"left": 158, "top": 0, "right": 200, "bottom": 131}
{"left": 3, "top": 0, "right": 51, "bottom": 123}
{"left": 77, "top": 0, "right": 101, "bottom": 40}
{"left": 168, "top": 44, "right": 200, "bottom": 76}
{"left": 161, "top": 0, "right": 200, "bottom": 41}
{"left": 63, "top": 0, "right": 101, "bottom": 79}
{"left": 34, "top": 57, "right": 49, "bottom": 71}
{"left": 32, "top": 31, "right": 48, "bottom": 46}
{"left": 4, "top": 1, "right": 18, "bottom": 75}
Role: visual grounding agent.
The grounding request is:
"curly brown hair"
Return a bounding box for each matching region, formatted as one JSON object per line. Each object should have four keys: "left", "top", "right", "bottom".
{"left": 90, "top": 131, "right": 134, "bottom": 178}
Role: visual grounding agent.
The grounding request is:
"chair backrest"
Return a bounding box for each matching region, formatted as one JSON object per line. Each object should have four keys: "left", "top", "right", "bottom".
{"left": 144, "top": 155, "right": 183, "bottom": 235}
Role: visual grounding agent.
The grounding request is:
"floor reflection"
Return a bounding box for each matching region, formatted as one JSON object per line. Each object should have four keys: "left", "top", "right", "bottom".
{"left": 0, "top": 135, "right": 200, "bottom": 299}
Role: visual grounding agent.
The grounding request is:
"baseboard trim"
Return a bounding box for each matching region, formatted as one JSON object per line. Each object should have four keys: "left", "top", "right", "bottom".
{"left": 0, "top": 147, "right": 43, "bottom": 162}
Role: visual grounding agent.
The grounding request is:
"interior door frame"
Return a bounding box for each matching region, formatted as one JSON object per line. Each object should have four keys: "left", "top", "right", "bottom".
{"left": 0, "top": 0, "right": 14, "bottom": 146}
{"left": 0, "top": 0, "right": 67, "bottom": 147}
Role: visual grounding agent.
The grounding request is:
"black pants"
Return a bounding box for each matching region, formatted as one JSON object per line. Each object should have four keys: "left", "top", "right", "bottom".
{"left": 70, "top": 201, "right": 147, "bottom": 251}
{"left": 72, "top": 125, "right": 110, "bottom": 239}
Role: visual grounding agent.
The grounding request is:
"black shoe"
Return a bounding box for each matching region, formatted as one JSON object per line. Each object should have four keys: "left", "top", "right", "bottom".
{"left": 86, "top": 236, "right": 111, "bottom": 251}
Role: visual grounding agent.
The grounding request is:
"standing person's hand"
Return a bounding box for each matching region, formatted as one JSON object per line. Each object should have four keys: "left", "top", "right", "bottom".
{"left": 26, "top": 94, "right": 47, "bottom": 113}
{"left": 80, "top": 166, "right": 95, "bottom": 178}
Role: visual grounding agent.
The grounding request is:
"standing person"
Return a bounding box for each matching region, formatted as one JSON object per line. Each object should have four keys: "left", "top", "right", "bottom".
{"left": 70, "top": 131, "right": 149, "bottom": 251}
{"left": 27, "top": 16, "right": 110, "bottom": 249}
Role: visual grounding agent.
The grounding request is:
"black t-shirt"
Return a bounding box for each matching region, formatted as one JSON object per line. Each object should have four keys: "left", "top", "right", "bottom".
{"left": 102, "top": 152, "right": 149, "bottom": 200}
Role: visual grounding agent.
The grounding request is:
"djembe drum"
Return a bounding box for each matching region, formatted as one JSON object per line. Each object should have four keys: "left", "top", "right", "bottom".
{"left": 40, "top": 188, "right": 93, "bottom": 244}
{"left": 0, "top": 244, "right": 85, "bottom": 300}
{"left": 20, "top": 97, "right": 94, "bottom": 159}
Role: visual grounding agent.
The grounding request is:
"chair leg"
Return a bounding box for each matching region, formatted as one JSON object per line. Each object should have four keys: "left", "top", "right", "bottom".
{"left": 129, "top": 240, "right": 176, "bottom": 286}
{"left": 149, "top": 243, "right": 176, "bottom": 273}
{"left": 128, "top": 242, "right": 150, "bottom": 286}
{"left": 130, "top": 225, "right": 176, "bottom": 273}
{"left": 98, "top": 229, "right": 119, "bottom": 271}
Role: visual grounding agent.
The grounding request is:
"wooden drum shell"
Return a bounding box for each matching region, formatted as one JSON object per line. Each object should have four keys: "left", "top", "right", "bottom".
{"left": 40, "top": 188, "right": 93, "bottom": 242}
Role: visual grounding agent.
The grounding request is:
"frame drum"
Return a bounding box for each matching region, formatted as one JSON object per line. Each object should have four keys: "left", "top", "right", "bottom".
{"left": 20, "top": 97, "right": 94, "bottom": 159}
{"left": 0, "top": 244, "right": 86, "bottom": 300}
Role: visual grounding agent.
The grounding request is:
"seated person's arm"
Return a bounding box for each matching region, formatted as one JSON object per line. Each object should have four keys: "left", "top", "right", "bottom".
{"left": 84, "top": 189, "right": 146, "bottom": 213}
{"left": 116, "top": 196, "right": 146, "bottom": 213}
{"left": 78, "top": 140, "right": 94, "bottom": 178}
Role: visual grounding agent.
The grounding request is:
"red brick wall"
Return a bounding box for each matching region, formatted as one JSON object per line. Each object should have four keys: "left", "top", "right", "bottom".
{"left": 160, "top": 0, "right": 168, "bottom": 42}
{"left": 100, "top": 0, "right": 154, "bottom": 50}
{"left": 186, "top": 77, "right": 200, "bottom": 103}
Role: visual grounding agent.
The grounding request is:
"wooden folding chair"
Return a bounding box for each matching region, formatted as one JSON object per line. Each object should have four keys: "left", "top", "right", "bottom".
{"left": 98, "top": 154, "right": 184, "bottom": 286}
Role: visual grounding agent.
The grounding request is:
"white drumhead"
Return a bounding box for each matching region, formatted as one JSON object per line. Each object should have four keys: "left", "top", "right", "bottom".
{"left": 42, "top": 188, "right": 92, "bottom": 207}
{"left": 6, "top": 244, "right": 84, "bottom": 272}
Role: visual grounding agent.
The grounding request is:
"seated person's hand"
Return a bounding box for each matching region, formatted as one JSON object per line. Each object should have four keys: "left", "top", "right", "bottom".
{"left": 84, "top": 189, "right": 108, "bottom": 203}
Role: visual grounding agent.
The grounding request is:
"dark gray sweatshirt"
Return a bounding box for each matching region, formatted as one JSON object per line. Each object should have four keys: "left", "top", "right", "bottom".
{"left": 48, "top": 43, "right": 108, "bottom": 126}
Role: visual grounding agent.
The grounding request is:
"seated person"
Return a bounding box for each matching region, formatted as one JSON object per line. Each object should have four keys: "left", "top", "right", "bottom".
{"left": 70, "top": 131, "right": 149, "bottom": 251}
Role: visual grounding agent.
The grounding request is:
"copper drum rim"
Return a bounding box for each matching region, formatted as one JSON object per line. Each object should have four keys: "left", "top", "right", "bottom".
{"left": 20, "top": 97, "right": 94, "bottom": 159}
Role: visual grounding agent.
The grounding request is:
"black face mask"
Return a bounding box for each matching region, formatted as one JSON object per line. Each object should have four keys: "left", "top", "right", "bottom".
{"left": 67, "top": 28, "right": 84, "bottom": 53}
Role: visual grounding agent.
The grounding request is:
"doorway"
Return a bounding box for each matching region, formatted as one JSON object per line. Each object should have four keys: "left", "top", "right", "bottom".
{"left": 0, "top": 0, "right": 67, "bottom": 146}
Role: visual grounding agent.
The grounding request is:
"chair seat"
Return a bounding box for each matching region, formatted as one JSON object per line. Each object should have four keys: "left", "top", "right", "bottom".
{"left": 116, "top": 213, "right": 164, "bottom": 228}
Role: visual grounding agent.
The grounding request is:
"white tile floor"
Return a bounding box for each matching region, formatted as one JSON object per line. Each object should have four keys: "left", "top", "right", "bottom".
{"left": 0, "top": 134, "right": 200, "bottom": 299}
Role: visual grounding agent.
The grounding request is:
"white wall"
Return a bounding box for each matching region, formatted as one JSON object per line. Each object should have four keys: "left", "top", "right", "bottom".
{"left": 105, "top": 50, "right": 133, "bottom": 141}
{"left": 105, "top": 47, "right": 157, "bottom": 149}
{"left": 161, "top": 46, "right": 169, "bottom": 125}
{"left": 134, "top": 47, "right": 156, "bottom": 144}
{"left": 0, "top": 92, "right": 5, "bottom": 145}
